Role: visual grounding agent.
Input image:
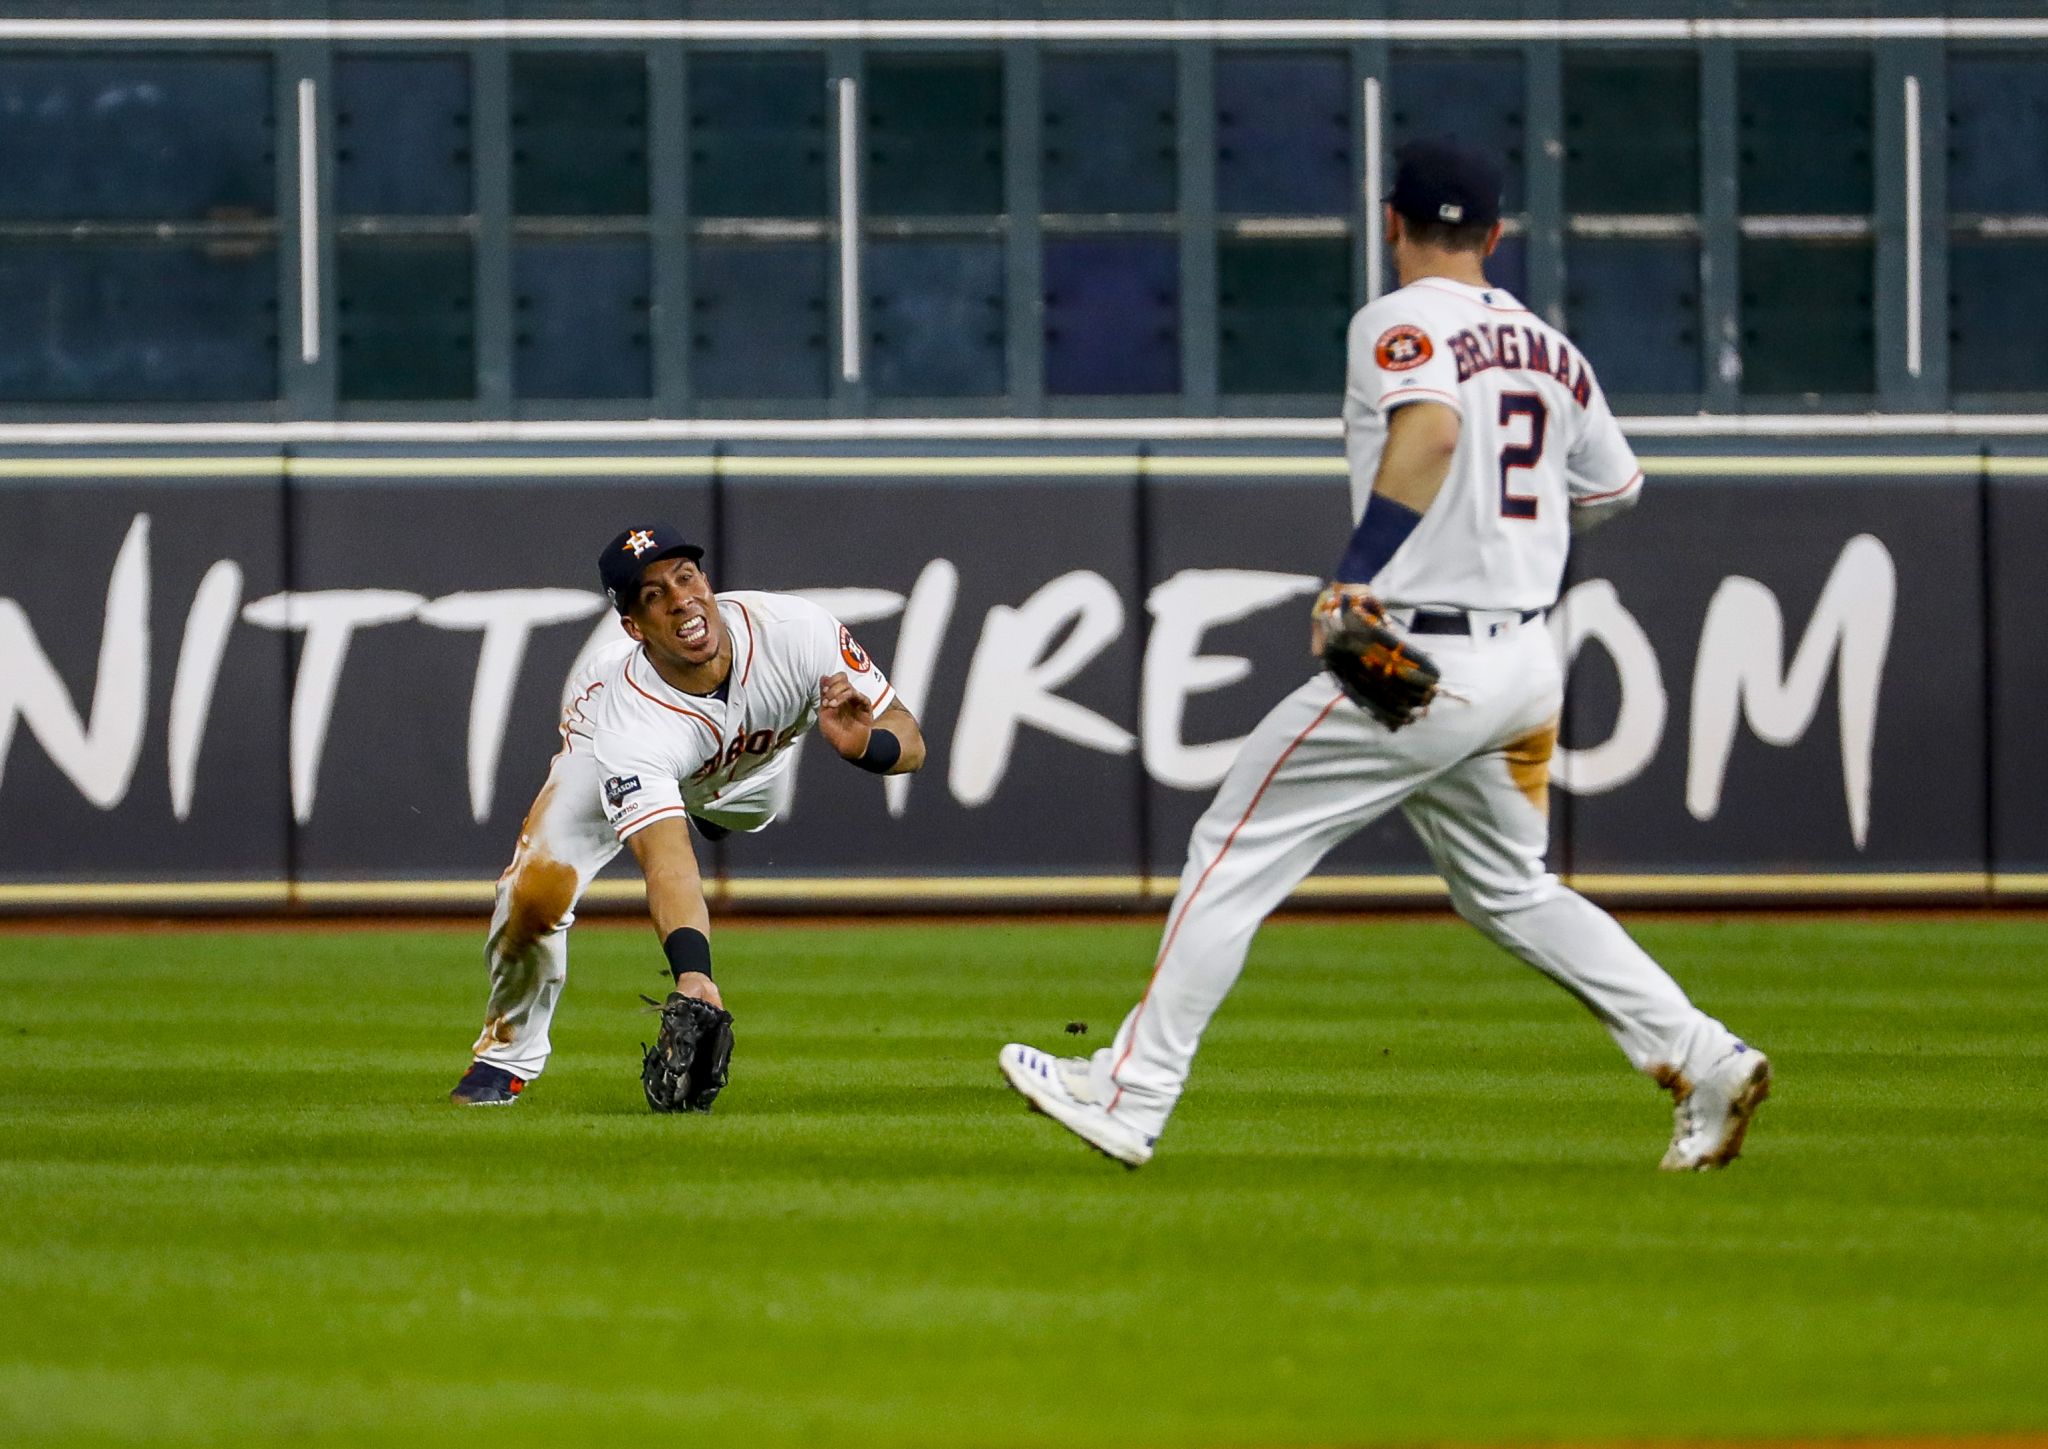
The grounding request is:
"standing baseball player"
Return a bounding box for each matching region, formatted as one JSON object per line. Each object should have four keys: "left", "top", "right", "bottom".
{"left": 450, "top": 523, "right": 925, "bottom": 1109}
{"left": 999, "top": 138, "right": 1769, "bottom": 1171}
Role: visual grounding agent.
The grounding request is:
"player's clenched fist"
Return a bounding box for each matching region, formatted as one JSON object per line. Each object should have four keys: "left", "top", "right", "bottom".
{"left": 816, "top": 671, "right": 876, "bottom": 758}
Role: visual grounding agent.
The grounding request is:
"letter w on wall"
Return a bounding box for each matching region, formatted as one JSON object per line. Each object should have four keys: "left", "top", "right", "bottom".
{"left": 1686, "top": 534, "right": 1896, "bottom": 849}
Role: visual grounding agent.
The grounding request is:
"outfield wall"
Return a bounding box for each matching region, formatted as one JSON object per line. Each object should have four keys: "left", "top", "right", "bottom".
{"left": 0, "top": 437, "right": 2041, "bottom": 911}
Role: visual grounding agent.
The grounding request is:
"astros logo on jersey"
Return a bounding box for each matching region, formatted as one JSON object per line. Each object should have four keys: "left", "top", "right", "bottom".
{"left": 1375, "top": 325, "right": 1434, "bottom": 372}
{"left": 623, "top": 529, "right": 656, "bottom": 558}
{"left": 839, "top": 625, "right": 871, "bottom": 673}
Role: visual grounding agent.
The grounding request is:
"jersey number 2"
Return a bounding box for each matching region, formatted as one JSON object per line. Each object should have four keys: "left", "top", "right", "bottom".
{"left": 1497, "top": 392, "right": 1548, "bottom": 520}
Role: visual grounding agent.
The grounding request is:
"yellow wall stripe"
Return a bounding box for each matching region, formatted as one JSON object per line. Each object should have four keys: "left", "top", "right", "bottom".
{"left": 1639, "top": 455, "right": 1982, "bottom": 477}
{"left": 287, "top": 456, "right": 720, "bottom": 478}
{"left": 0, "top": 457, "right": 285, "bottom": 478}
{"left": 2, "top": 872, "right": 2035, "bottom": 910}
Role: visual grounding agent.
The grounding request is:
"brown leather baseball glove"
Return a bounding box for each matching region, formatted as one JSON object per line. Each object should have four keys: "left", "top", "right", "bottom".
{"left": 1311, "top": 585, "right": 1442, "bottom": 732}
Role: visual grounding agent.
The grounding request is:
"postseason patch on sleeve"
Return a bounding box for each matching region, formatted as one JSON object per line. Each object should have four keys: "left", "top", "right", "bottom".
{"left": 604, "top": 774, "right": 642, "bottom": 809}
{"left": 1375, "top": 324, "right": 1434, "bottom": 372}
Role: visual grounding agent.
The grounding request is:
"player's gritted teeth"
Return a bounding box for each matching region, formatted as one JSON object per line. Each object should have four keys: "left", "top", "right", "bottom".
{"left": 620, "top": 553, "right": 729, "bottom": 677}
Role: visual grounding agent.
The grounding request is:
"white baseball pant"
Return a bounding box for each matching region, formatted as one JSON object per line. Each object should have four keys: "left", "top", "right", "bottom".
{"left": 1090, "top": 610, "right": 1740, "bottom": 1140}
{"left": 468, "top": 747, "right": 786, "bottom": 1080}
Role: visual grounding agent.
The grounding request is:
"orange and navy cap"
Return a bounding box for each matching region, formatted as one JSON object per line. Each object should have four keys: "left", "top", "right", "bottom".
{"left": 599, "top": 525, "right": 705, "bottom": 614}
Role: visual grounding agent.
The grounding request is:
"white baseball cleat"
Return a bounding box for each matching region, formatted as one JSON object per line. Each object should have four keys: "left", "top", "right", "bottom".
{"left": 998, "top": 1043, "right": 1155, "bottom": 1168}
{"left": 1660, "top": 1042, "right": 1772, "bottom": 1172}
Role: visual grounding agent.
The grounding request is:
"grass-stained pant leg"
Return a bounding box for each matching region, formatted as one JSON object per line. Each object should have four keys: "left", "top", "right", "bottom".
{"left": 472, "top": 748, "right": 622, "bottom": 1080}
{"left": 1400, "top": 662, "right": 1739, "bottom": 1088}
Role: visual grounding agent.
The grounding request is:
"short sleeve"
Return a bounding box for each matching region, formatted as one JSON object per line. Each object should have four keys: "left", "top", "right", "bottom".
{"left": 815, "top": 610, "right": 897, "bottom": 714}
{"left": 1565, "top": 377, "right": 1645, "bottom": 509}
{"left": 593, "top": 725, "right": 691, "bottom": 842}
{"left": 1344, "top": 305, "right": 1464, "bottom": 419}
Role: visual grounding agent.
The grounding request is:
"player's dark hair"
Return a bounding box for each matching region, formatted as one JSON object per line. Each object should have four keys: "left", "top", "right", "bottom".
{"left": 1397, "top": 213, "right": 1495, "bottom": 253}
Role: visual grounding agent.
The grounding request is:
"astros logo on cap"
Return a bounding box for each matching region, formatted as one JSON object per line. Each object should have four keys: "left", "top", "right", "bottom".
{"left": 624, "top": 529, "right": 656, "bottom": 557}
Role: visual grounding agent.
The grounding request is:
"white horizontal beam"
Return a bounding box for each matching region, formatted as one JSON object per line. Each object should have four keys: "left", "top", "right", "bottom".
{"left": 0, "top": 17, "right": 2046, "bottom": 43}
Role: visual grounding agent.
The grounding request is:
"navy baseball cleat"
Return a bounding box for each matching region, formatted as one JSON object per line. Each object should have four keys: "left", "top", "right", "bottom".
{"left": 449, "top": 1061, "right": 525, "bottom": 1106}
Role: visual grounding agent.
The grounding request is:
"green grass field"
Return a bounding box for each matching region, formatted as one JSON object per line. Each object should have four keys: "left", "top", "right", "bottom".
{"left": 2, "top": 915, "right": 2044, "bottom": 1448}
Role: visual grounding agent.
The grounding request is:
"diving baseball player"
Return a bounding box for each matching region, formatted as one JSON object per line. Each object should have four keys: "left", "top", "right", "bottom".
{"left": 1000, "top": 138, "right": 1769, "bottom": 1171}
{"left": 450, "top": 524, "right": 926, "bottom": 1108}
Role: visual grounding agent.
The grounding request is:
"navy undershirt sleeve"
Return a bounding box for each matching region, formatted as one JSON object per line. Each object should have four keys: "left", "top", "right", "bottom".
{"left": 1333, "top": 495, "right": 1424, "bottom": 584}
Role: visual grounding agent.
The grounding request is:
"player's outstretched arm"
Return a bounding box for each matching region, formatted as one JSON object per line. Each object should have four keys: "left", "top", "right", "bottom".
{"left": 816, "top": 673, "right": 927, "bottom": 776}
{"left": 627, "top": 817, "right": 721, "bottom": 1008}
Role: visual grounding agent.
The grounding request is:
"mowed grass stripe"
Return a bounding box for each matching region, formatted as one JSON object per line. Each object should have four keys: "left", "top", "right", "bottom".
{"left": 1, "top": 919, "right": 2044, "bottom": 1448}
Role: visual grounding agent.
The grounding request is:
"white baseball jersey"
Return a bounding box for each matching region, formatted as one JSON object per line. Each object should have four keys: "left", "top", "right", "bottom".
{"left": 1341, "top": 276, "right": 1643, "bottom": 612}
{"left": 583, "top": 590, "right": 895, "bottom": 841}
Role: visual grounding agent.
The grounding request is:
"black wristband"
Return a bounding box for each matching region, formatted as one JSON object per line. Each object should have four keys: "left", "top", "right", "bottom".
{"left": 851, "top": 728, "right": 902, "bottom": 775}
{"left": 661, "top": 927, "right": 713, "bottom": 982}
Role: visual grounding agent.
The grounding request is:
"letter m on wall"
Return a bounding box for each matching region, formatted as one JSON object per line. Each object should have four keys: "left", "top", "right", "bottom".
{"left": 1686, "top": 534, "right": 1896, "bottom": 849}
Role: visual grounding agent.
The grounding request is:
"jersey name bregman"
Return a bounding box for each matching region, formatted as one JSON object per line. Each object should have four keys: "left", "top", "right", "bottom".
{"left": 1447, "top": 322, "right": 1593, "bottom": 405}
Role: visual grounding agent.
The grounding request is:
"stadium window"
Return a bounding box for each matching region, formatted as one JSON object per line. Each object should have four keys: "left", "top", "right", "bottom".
{"left": 689, "top": 52, "right": 830, "bottom": 220}
{"left": 1739, "top": 237, "right": 1874, "bottom": 397}
{"left": 1948, "top": 54, "right": 2048, "bottom": 215}
{"left": 1217, "top": 238, "right": 1349, "bottom": 397}
{"left": 0, "top": 54, "right": 278, "bottom": 402}
{"left": 333, "top": 52, "right": 477, "bottom": 404}
{"left": 0, "top": 54, "right": 275, "bottom": 222}
{"left": 1564, "top": 239, "right": 1701, "bottom": 399}
{"left": 1215, "top": 51, "right": 1350, "bottom": 216}
{"left": 686, "top": 52, "right": 832, "bottom": 402}
{"left": 337, "top": 236, "right": 475, "bottom": 401}
{"left": 692, "top": 241, "right": 832, "bottom": 400}
{"left": 334, "top": 54, "right": 471, "bottom": 217}
{"left": 1950, "top": 239, "right": 2048, "bottom": 398}
{"left": 866, "top": 54, "right": 1004, "bottom": 217}
{"left": 0, "top": 241, "right": 277, "bottom": 403}
{"left": 507, "top": 51, "right": 650, "bottom": 402}
{"left": 1735, "top": 53, "right": 1875, "bottom": 398}
{"left": 514, "top": 239, "right": 650, "bottom": 400}
{"left": 1041, "top": 53, "right": 1179, "bottom": 398}
{"left": 1213, "top": 51, "right": 1352, "bottom": 403}
{"left": 866, "top": 239, "right": 1006, "bottom": 398}
{"left": 1563, "top": 53, "right": 1702, "bottom": 402}
{"left": 1044, "top": 235, "right": 1179, "bottom": 397}
{"left": 1565, "top": 54, "right": 1699, "bottom": 215}
{"left": 863, "top": 54, "right": 1006, "bottom": 400}
{"left": 1042, "top": 52, "right": 1177, "bottom": 215}
{"left": 1948, "top": 55, "right": 2048, "bottom": 397}
{"left": 511, "top": 51, "right": 648, "bottom": 217}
